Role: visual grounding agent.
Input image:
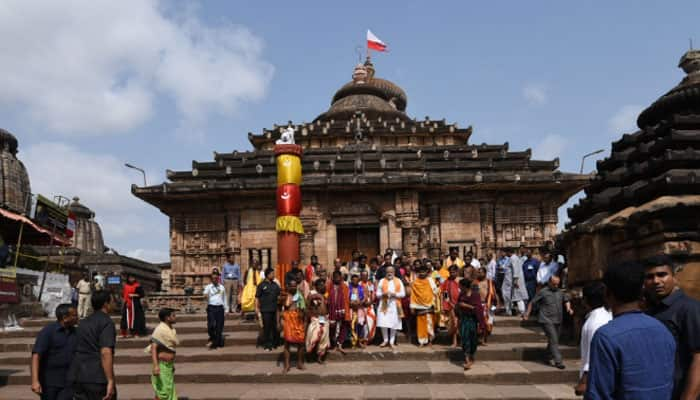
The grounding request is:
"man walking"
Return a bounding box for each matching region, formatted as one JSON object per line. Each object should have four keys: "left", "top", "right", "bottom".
{"left": 585, "top": 261, "right": 676, "bottom": 399}
{"left": 203, "top": 270, "right": 226, "bottom": 349}
{"left": 69, "top": 291, "right": 116, "bottom": 400}
{"left": 75, "top": 273, "right": 92, "bottom": 319}
{"left": 31, "top": 304, "right": 78, "bottom": 400}
{"left": 643, "top": 255, "right": 700, "bottom": 400}
{"left": 523, "top": 274, "right": 572, "bottom": 369}
{"left": 521, "top": 249, "right": 539, "bottom": 302}
{"left": 222, "top": 253, "right": 241, "bottom": 313}
{"left": 574, "top": 281, "right": 611, "bottom": 396}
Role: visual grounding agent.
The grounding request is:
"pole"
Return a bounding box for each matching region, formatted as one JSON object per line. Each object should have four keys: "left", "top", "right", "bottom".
{"left": 13, "top": 222, "right": 24, "bottom": 269}
{"left": 580, "top": 149, "right": 605, "bottom": 174}
{"left": 37, "top": 221, "right": 57, "bottom": 302}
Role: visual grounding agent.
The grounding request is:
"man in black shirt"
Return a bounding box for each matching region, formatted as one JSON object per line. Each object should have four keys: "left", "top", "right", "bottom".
{"left": 285, "top": 261, "right": 302, "bottom": 287}
{"left": 256, "top": 268, "right": 281, "bottom": 351}
{"left": 644, "top": 255, "right": 700, "bottom": 400}
{"left": 69, "top": 290, "right": 116, "bottom": 400}
{"left": 31, "top": 303, "right": 78, "bottom": 400}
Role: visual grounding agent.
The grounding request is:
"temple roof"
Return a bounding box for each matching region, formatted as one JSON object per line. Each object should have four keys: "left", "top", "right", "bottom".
{"left": 133, "top": 60, "right": 589, "bottom": 210}
{"left": 566, "top": 50, "right": 700, "bottom": 228}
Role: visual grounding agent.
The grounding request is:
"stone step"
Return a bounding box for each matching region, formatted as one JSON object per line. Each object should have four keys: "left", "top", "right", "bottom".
{"left": 16, "top": 314, "right": 537, "bottom": 329}
{"left": 0, "top": 383, "right": 582, "bottom": 399}
{"left": 0, "top": 326, "right": 546, "bottom": 352}
{"left": 0, "top": 341, "right": 579, "bottom": 365}
{"left": 17, "top": 313, "right": 242, "bottom": 327}
{"left": 0, "top": 359, "right": 582, "bottom": 386}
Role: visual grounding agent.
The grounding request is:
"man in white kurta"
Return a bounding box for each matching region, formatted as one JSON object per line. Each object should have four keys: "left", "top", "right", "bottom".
{"left": 375, "top": 267, "right": 405, "bottom": 348}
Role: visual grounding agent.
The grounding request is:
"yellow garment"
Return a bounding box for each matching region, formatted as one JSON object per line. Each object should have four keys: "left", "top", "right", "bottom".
{"left": 410, "top": 278, "right": 435, "bottom": 308}
{"left": 144, "top": 322, "right": 179, "bottom": 354}
{"left": 416, "top": 313, "right": 434, "bottom": 345}
{"left": 442, "top": 257, "right": 465, "bottom": 270}
{"left": 276, "top": 215, "right": 304, "bottom": 234}
{"left": 241, "top": 269, "right": 261, "bottom": 313}
{"left": 277, "top": 154, "right": 301, "bottom": 185}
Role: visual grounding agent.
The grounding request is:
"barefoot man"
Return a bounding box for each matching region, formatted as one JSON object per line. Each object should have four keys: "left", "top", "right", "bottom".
{"left": 305, "top": 279, "right": 330, "bottom": 363}
{"left": 281, "top": 280, "right": 306, "bottom": 373}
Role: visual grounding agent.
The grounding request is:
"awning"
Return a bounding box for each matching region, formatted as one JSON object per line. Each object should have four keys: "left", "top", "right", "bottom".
{"left": 0, "top": 208, "right": 70, "bottom": 246}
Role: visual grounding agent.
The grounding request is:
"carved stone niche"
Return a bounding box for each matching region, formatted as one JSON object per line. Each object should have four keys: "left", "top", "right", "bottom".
{"left": 330, "top": 202, "right": 379, "bottom": 225}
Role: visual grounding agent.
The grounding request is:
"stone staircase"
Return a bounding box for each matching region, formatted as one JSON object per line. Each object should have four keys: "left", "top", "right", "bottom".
{"left": 0, "top": 314, "right": 582, "bottom": 399}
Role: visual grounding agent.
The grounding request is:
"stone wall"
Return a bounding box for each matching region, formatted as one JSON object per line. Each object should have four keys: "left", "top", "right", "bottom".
{"left": 164, "top": 189, "right": 563, "bottom": 293}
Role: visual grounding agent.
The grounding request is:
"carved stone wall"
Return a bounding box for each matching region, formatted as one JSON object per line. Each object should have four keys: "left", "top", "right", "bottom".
{"left": 164, "top": 190, "right": 562, "bottom": 292}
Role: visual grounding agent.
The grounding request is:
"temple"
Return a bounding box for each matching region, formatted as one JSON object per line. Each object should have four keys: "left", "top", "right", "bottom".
{"left": 133, "top": 58, "right": 589, "bottom": 292}
{"left": 561, "top": 50, "right": 700, "bottom": 298}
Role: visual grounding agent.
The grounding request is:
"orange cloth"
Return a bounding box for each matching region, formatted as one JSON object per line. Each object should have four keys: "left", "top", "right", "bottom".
{"left": 410, "top": 278, "right": 435, "bottom": 308}
{"left": 282, "top": 308, "right": 305, "bottom": 344}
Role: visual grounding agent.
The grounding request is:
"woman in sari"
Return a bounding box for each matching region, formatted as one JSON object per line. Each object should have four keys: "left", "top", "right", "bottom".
{"left": 241, "top": 261, "right": 263, "bottom": 315}
{"left": 121, "top": 274, "right": 147, "bottom": 337}
{"left": 456, "top": 278, "right": 486, "bottom": 370}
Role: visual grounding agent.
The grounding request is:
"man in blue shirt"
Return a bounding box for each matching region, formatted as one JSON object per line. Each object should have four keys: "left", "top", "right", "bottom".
{"left": 521, "top": 249, "right": 540, "bottom": 303}
{"left": 31, "top": 303, "right": 78, "bottom": 400}
{"left": 222, "top": 253, "right": 241, "bottom": 313}
{"left": 585, "top": 261, "right": 676, "bottom": 400}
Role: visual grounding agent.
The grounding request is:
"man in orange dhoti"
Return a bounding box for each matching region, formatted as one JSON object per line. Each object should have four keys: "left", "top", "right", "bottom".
{"left": 281, "top": 280, "right": 306, "bottom": 373}
{"left": 410, "top": 265, "right": 438, "bottom": 347}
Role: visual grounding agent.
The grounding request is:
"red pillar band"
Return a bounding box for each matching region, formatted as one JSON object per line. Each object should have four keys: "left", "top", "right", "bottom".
{"left": 274, "top": 143, "right": 303, "bottom": 290}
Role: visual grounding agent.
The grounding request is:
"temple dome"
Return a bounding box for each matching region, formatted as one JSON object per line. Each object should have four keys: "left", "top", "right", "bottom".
{"left": 0, "top": 128, "right": 31, "bottom": 214}
{"left": 315, "top": 58, "right": 410, "bottom": 122}
{"left": 637, "top": 49, "right": 700, "bottom": 128}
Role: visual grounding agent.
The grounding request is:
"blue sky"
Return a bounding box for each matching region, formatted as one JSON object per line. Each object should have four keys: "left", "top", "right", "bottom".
{"left": 1, "top": 1, "right": 698, "bottom": 262}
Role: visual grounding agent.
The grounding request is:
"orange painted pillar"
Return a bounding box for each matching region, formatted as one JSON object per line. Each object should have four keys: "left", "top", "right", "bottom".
{"left": 274, "top": 142, "right": 303, "bottom": 289}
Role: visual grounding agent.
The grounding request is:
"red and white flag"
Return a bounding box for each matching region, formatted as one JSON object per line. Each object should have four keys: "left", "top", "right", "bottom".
{"left": 367, "top": 29, "right": 387, "bottom": 52}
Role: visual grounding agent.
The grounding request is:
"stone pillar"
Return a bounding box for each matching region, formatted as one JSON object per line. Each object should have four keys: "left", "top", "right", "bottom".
{"left": 299, "top": 232, "right": 315, "bottom": 265}
{"left": 325, "top": 222, "right": 337, "bottom": 270}
{"left": 402, "top": 227, "right": 420, "bottom": 257}
{"left": 428, "top": 204, "right": 441, "bottom": 259}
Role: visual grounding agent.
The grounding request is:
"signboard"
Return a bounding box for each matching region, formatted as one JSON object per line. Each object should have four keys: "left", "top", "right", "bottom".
{"left": 33, "top": 195, "right": 68, "bottom": 235}
{"left": 0, "top": 268, "right": 18, "bottom": 303}
{"left": 107, "top": 276, "right": 121, "bottom": 285}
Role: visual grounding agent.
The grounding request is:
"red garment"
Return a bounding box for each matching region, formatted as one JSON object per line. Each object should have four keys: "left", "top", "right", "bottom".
{"left": 440, "top": 279, "right": 460, "bottom": 311}
{"left": 328, "top": 282, "right": 351, "bottom": 322}
{"left": 458, "top": 290, "right": 486, "bottom": 331}
{"left": 122, "top": 282, "right": 139, "bottom": 307}
{"left": 305, "top": 264, "right": 317, "bottom": 283}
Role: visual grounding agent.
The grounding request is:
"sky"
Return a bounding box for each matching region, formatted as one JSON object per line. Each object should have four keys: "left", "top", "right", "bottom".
{"left": 1, "top": 1, "right": 698, "bottom": 263}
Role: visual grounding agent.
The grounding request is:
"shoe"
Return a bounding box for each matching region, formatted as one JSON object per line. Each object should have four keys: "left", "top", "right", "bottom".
{"left": 555, "top": 363, "right": 565, "bottom": 370}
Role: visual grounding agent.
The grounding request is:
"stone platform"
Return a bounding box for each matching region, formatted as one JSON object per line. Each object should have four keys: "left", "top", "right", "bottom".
{"left": 0, "top": 314, "right": 582, "bottom": 399}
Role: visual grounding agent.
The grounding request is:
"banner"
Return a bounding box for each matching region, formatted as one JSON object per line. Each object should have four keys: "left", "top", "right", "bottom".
{"left": 0, "top": 268, "right": 18, "bottom": 304}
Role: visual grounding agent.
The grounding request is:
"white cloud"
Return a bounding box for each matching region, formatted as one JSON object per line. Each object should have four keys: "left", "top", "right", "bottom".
{"left": 608, "top": 104, "right": 642, "bottom": 134}
{"left": 522, "top": 83, "right": 548, "bottom": 106}
{"left": 0, "top": 1, "right": 274, "bottom": 135}
{"left": 532, "top": 134, "right": 567, "bottom": 160}
{"left": 126, "top": 248, "right": 169, "bottom": 263}
{"left": 21, "top": 142, "right": 167, "bottom": 248}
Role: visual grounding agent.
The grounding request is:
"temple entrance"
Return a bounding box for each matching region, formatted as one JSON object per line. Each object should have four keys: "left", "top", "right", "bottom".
{"left": 336, "top": 225, "right": 379, "bottom": 262}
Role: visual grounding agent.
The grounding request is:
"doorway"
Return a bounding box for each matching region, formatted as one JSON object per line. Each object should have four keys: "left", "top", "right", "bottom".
{"left": 336, "top": 225, "right": 380, "bottom": 262}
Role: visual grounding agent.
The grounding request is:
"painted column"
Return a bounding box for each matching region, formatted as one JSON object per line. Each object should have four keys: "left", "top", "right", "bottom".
{"left": 274, "top": 142, "right": 304, "bottom": 288}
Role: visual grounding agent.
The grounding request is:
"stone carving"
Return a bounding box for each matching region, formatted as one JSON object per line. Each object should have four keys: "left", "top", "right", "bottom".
{"left": 276, "top": 127, "right": 295, "bottom": 145}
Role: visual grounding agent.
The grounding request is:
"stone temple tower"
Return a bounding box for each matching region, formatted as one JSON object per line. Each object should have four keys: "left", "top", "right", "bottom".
{"left": 0, "top": 128, "right": 31, "bottom": 215}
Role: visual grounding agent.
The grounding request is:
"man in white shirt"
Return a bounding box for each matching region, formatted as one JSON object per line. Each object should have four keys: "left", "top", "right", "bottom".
{"left": 536, "top": 251, "right": 559, "bottom": 286}
{"left": 203, "top": 270, "right": 227, "bottom": 349}
{"left": 75, "top": 272, "right": 92, "bottom": 318}
{"left": 485, "top": 252, "right": 497, "bottom": 281}
{"left": 575, "top": 281, "right": 612, "bottom": 395}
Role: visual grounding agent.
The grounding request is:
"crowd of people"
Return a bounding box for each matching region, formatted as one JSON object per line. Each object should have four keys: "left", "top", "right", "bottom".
{"left": 199, "top": 246, "right": 585, "bottom": 376}
{"left": 27, "top": 249, "right": 700, "bottom": 400}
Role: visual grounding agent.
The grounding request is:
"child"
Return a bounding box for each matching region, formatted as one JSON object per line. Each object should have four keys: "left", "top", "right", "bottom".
{"left": 456, "top": 278, "right": 486, "bottom": 370}
{"left": 147, "top": 308, "right": 179, "bottom": 400}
